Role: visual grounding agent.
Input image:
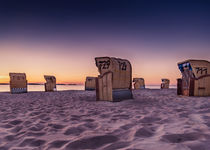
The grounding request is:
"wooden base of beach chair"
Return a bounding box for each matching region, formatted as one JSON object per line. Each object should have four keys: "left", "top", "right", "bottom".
{"left": 96, "top": 72, "right": 132, "bottom": 102}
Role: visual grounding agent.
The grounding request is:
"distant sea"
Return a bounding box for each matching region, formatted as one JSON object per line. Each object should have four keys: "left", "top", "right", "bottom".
{"left": 0, "top": 85, "right": 177, "bottom": 92}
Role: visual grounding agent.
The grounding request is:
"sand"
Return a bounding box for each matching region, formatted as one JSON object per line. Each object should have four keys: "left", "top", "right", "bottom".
{"left": 0, "top": 89, "right": 210, "bottom": 150}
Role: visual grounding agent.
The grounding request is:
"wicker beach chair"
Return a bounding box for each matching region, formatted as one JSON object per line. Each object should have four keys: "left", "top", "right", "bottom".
{"left": 161, "top": 79, "right": 170, "bottom": 89}
{"left": 9, "top": 73, "right": 27, "bottom": 94}
{"left": 85, "top": 77, "right": 96, "bottom": 90}
{"left": 177, "top": 59, "right": 210, "bottom": 96}
{"left": 95, "top": 57, "right": 133, "bottom": 102}
{"left": 44, "top": 75, "right": 56, "bottom": 92}
{"left": 133, "top": 78, "right": 145, "bottom": 89}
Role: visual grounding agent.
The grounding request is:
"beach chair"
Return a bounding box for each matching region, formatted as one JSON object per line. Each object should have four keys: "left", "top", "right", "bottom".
{"left": 95, "top": 57, "right": 133, "bottom": 102}
{"left": 161, "top": 79, "right": 170, "bottom": 89}
{"left": 133, "top": 78, "right": 145, "bottom": 89}
{"left": 44, "top": 75, "right": 56, "bottom": 92}
{"left": 85, "top": 77, "right": 96, "bottom": 90}
{"left": 177, "top": 59, "right": 210, "bottom": 96}
{"left": 9, "top": 73, "right": 27, "bottom": 94}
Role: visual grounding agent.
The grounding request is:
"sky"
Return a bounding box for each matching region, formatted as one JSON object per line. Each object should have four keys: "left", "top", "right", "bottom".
{"left": 0, "top": 0, "right": 210, "bottom": 84}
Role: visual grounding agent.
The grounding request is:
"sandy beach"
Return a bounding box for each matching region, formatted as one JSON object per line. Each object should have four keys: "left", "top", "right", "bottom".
{"left": 0, "top": 89, "right": 210, "bottom": 150}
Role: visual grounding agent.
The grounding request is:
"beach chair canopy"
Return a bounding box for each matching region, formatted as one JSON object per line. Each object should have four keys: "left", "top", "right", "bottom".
{"left": 178, "top": 60, "right": 210, "bottom": 79}
{"left": 9, "top": 73, "right": 26, "bottom": 81}
{"left": 133, "top": 78, "right": 144, "bottom": 82}
{"left": 161, "top": 79, "right": 170, "bottom": 83}
{"left": 44, "top": 75, "right": 56, "bottom": 83}
{"left": 86, "top": 77, "right": 96, "bottom": 81}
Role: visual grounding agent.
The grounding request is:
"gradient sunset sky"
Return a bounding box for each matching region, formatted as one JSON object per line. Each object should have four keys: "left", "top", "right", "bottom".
{"left": 0, "top": 0, "right": 210, "bottom": 84}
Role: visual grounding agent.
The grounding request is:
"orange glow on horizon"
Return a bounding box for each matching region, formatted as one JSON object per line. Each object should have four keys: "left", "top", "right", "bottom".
{"left": 0, "top": 41, "right": 209, "bottom": 85}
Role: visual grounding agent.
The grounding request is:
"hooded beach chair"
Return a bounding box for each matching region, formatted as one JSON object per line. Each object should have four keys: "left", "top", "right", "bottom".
{"left": 161, "top": 79, "right": 170, "bottom": 89}
{"left": 9, "top": 73, "right": 27, "bottom": 94}
{"left": 133, "top": 78, "right": 145, "bottom": 89}
{"left": 44, "top": 75, "right": 56, "bottom": 92}
{"left": 95, "top": 57, "right": 133, "bottom": 102}
{"left": 85, "top": 77, "right": 96, "bottom": 90}
{"left": 177, "top": 59, "right": 210, "bottom": 96}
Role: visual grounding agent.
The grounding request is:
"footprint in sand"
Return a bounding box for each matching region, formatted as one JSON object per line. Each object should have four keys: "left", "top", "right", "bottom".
{"left": 112, "top": 114, "right": 130, "bottom": 120}
{"left": 26, "top": 131, "right": 46, "bottom": 137}
{"left": 11, "top": 125, "right": 23, "bottom": 133}
{"left": 188, "top": 142, "right": 210, "bottom": 150}
{"left": 120, "top": 124, "right": 135, "bottom": 130}
{"left": 205, "top": 122, "right": 210, "bottom": 127}
{"left": 203, "top": 116, "right": 210, "bottom": 128}
{"left": 16, "top": 131, "right": 26, "bottom": 137}
{"left": 70, "top": 116, "right": 81, "bottom": 121}
{"left": 175, "top": 108, "right": 184, "bottom": 112}
{"left": 30, "top": 139, "right": 46, "bottom": 147}
{"left": 23, "top": 121, "right": 32, "bottom": 126}
{"left": 82, "top": 122, "right": 98, "bottom": 129}
{"left": 29, "top": 111, "right": 41, "bottom": 116}
{"left": 135, "top": 127, "right": 155, "bottom": 138}
{"left": 49, "top": 140, "right": 69, "bottom": 149}
{"left": 42, "top": 117, "right": 51, "bottom": 121}
{"left": 161, "top": 132, "right": 201, "bottom": 143}
{"left": 188, "top": 144, "right": 205, "bottom": 150}
{"left": 179, "top": 112, "right": 189, "bottom": 118}
{"left": 83, "top": 118, "right": 95, "bottom": 122}
{"left": 140, "top": 116, "right": 161, "bottom": 124}
{"left": 99, "top": 114, "right": 111, "bottom": 118}
{"left": 29, "top": 124, "right": 45, "bottom": 132}
{"left": 19, "top": 138, "right": 35, "bottom": 147}
{"left": 19, "top": 138, "right": 46, "bottom": 147}
{"left": 0, "top": 146, "right": 8, "bottom": 150}
{"left": 103, "top": 141, "right": 130, "bottom": 150}
{"left": 1, "top": 124, "right": 13, "bottom": 129}
{"left": 65, "top": 135, "right": 118, "bottom": 149}
{"left": 4, "top": 134, "right": 16, "bottom": 141}
{"left": 9, "top": 120, "right": 22, "bottom": 125}
{"left": 48, "top": 123, "right": 65, "bottom": 130}
{"left": 64, "top": 126, "right": 85, "bottom": 136}
{"left": 38, "top": 113, "right": 48, "bottom": 119}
